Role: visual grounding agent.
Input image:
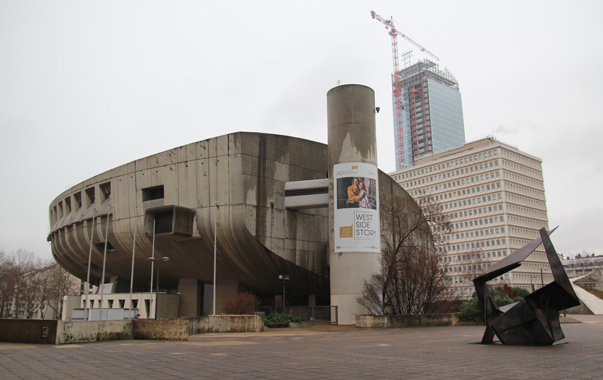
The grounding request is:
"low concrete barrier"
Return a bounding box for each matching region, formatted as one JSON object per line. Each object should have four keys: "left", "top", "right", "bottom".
{"left": 0, "top": 320, "right": 133, "bottom": 344}
{"left": 133, "top": 319, "right": 189, "bottom": 340}
{"left": 59, "top": 320, "right": 132, "bottom": 344}
{"left": 0, "top": 319, "right": 59, "bottom": 344}
{"left": 0, "top": 316, "right": 262, "bottom": 344}
{"left": 189, "top": 315, "right": 264, "bottom": 333}
{"left": 356, "top": 313, "right": 460, "bottom": 328}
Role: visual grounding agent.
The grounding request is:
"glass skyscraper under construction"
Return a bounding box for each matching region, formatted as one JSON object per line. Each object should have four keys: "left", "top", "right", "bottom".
{"left": 394, "top": 59, "right": 465, "bottom": 170}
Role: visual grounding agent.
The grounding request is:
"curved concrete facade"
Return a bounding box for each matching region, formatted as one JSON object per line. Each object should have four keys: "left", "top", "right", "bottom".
{"left": 49, "top": 133, "right": 328, "bottom": 296}
{"left": 48, "top": 131, "right": 425, "bottom": 317}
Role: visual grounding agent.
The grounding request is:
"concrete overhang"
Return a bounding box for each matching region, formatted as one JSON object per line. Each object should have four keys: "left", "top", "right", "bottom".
{"left": 285, "top": 179, "right": 329, "bottom": 209}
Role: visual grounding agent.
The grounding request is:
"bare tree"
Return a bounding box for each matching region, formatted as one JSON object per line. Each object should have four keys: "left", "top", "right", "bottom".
{"left": 11, "top": 250, "right": 50, "bottom": 319}
{"left": 0, "top": 250, "right": 79, "bottom": 319}
{"left": 358, "top": 191, "right": 453, "bottom": 315}
{"left": 45, "top": 264, "right": 80, "bottom": 319}
{"left": 0, "top": 251, "right": 18, "bottom": 318}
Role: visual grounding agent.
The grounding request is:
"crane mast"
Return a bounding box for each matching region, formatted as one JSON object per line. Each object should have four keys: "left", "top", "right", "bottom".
{"left": 371, "top": 10, "right": 439, "bottom": 169}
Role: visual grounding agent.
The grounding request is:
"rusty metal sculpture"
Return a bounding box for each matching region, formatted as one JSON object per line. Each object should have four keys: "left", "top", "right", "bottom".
{"left": 473, "top": 227, "right": 580, "bottom": 345}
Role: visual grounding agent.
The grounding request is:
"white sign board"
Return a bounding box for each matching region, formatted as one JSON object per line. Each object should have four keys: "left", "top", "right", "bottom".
{"left": 334, "top": 162, "right": 380, "bottom": 253}
{"left": 98, "top": 283, "right": 114, "bottom": 294}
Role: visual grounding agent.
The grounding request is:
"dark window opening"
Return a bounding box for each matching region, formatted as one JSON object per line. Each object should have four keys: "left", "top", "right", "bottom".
{"left": 142, "top": 185, "right": 165, "bottom": 202}
{"left": 108, "top": 299, "right": 114, "bottom": 308}
{"left": 285, "top": 187, "right": 328, "bottom": 197}
{"left": 95, "top": 241, "right": 116, "bottom": 253}
{"left": 155, "top": 211, "right": 174, "bottom": 234}
{"left": 73, "top": 192, "right": 82, "bottom": 210}
{"left": 119, "top": 300, "right": 125, "bottom": 309}
{"left": 85, "top": 187, "right": 95, "bottom": 205}
{"left": 64, "top": 197, "right": 71, "bottom": 214}
{"left": 145, "top": 206, "right": 195, "bottom": 238}
{"left": 131, "top": 299, "right": 138, "bottom": 309}
{"left": 100, "top": 182, "right": 111, "bottom": 200}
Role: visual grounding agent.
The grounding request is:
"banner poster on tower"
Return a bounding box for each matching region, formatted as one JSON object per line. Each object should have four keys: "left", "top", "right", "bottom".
{"left": 334, "top": 162, "right": 380, "bottom": 253}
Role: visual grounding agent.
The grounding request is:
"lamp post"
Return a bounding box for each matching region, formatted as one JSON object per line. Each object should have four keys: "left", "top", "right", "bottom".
{"left": 540, "top": 266, "right": 546, "bottom": 288}
{"left": 147, "top": 257, "right": 170, "bottom": 319}
{"left": 530, "top": 275, "right": 538, "bottom": 292}
{"left": 278, "top": 275, "right": 290, "bottom": 313}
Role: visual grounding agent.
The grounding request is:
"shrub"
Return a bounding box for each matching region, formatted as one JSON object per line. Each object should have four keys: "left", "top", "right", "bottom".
{"left": 221, "top": 292, "right": 261, "bottom": 315}
{"left": 459, "top": 288, "right": 515, "bottom": 322}
{"left": 264, "top": 313, "right": 301, "bottom": 324}
{"left": 495, "top": 284, "right": 530, "bottom": 299}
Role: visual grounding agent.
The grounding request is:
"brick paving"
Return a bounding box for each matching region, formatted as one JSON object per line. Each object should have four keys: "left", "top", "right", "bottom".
{"left": 0, "top": 315, "right": 601, "bottom": 379}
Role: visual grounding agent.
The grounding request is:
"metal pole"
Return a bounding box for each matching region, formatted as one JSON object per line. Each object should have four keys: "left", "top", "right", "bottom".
{"left": 541, "top": 267, "right": 544, "bottom": 288}
{"left": 283, "top": 282, "right": 286, "bottom": 314}
{"left": 213, "top": 204, "right": 218, "bottom": 315}
{"left": 99, "top": 215, "right": 110, "bottom": 321}
{"left": 85, "top": 213, "right": 96, "bottom": 321}
{"left": 150, "top": 219, "right": 156, "bottom": 319}
{"left": 128, "top": 218, "right": 137, "bottom": 319}
{"left": 155, "top": 264, "right": 159, "bottom": 320}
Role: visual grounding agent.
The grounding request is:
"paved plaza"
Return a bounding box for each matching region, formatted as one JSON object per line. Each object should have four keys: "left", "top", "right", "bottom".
{"left": 1, "top": 315, "right": 601, "bottom": 379}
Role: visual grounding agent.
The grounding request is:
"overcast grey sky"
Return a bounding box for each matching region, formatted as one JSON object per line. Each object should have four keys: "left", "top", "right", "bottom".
{"left": 1, "top": 0, "right": 602, "bottom": 260}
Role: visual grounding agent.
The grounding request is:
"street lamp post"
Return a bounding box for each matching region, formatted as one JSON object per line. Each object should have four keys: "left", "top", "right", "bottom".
{"left": 278, "top": 275, "right": 290, "bottom": 313}
{"left": 147, "top": 257, "right": 170, "bottom": 319}
{"left": 540, "top": 266, "right": 546, "bottom": 288}
{"left": 530, "top": 275, "right": 538, "bottom": 292}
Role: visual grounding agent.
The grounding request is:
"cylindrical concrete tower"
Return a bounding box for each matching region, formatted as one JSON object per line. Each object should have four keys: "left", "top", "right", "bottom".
{"left": 327, "top": 84, "right": 381, "bottom": 325}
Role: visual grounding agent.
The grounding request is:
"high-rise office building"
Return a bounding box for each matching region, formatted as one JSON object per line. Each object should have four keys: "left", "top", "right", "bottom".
{"left": 389, "top": 137, "right": 552, "bottom": 298}
{"left": 394, "top": 60, "right": 465, "bottom": 170}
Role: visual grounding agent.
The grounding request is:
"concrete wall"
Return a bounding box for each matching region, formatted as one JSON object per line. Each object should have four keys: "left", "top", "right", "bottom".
{"left": 48, "top": 133, "right": 330, "bottom": 313}
{"left": 189, "top": 315, "right": 264, "bottom": 334}
{"left": 0, "top": 317, "right": 261, "bottom": 345}
{"left": 564, "top": 302, "right": 594, "bottom": 315}
{"left": 356, "top": 314, "right": 460, "bottom": 328}
{"left": 133, "top": 319, "right": 189, "bottom": 340}
{"left": 0, "top": 320, "right": 59, "bottom": 344}
{"left": 59, "top": 320, "right": 132, "bottom": 344}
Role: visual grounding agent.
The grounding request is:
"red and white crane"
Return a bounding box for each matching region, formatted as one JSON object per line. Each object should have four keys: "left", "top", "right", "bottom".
{"left": 370, "top": 10, "right": 439, "bottom": 168}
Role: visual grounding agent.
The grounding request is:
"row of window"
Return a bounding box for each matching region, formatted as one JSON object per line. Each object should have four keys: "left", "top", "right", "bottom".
{"left": 403, "top": 160, "right": 499, "bottom": 188}
{"left": 51, "top": 183, "right": 110, "bottom": 226}
{"left": 503, "top": 160, "right": 542, "bottom": 180}
{"left": 505, "top": 180, "right": 545, "bottom": 201}
{"left": 447, "top": 204, "right": 504, "bottom": 220}
{"left": 507, "top": 216, "right": 548, "bottom": 229}
{"left": 448, "top": 238, "right": 507, "bottom": 252}
{"left": 51, "top": 183, "right": 165, "bottom": 228}
{"left": 508, "top": 227, "right": 542, "bottom": 239}
{"left": 507, "top": 204, "right": 547, "bottom": 220}
{"left": 504, "top": 170, "right": 544, "bottom": 190}
{"left": 408, "top": 171, "right": 500, "bottom": 198}
{"left": 452, "top": 227, "right": 506, "bottom": 241}
{"left": 393, "top": 149, "right": 499, "bottom": 182}
{"left": 506, "top": 193, "right": 546, "bottom": 211}
{"left": 502, "top": 149, "right": 541, "bottom": 170}
{"left": 446, "top": 250, "right": 509, "bottom": 264}
{"left": 443, "top": 193, "right": 502, "bottom": 210}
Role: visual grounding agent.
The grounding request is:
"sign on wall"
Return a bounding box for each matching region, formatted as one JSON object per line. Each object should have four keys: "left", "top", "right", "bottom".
{"left": 334, "top": 162, "right": 380, "bottom": 253}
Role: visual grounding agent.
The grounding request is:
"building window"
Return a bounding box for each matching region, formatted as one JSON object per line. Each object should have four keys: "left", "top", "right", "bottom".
{"left": 85, "top": 187, "right": 95, "bottom": 205}
{"left": 142, "top": 185, "right": 165, "bottom": 202}
{"left": 95, "top": 241, "right": 116, "bottom": 253}
{"left": 100, "top": 182, "right": 111, "bottom": 201}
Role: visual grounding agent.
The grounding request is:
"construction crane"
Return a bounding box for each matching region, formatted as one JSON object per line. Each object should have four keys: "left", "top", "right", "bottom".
{"left": 370, "top": 10, "right": 439, "bottom": 169}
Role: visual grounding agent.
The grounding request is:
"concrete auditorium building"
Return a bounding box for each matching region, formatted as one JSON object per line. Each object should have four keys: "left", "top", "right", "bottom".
{"left": 47, "top": 85, "right": 432, "bottom": 325}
